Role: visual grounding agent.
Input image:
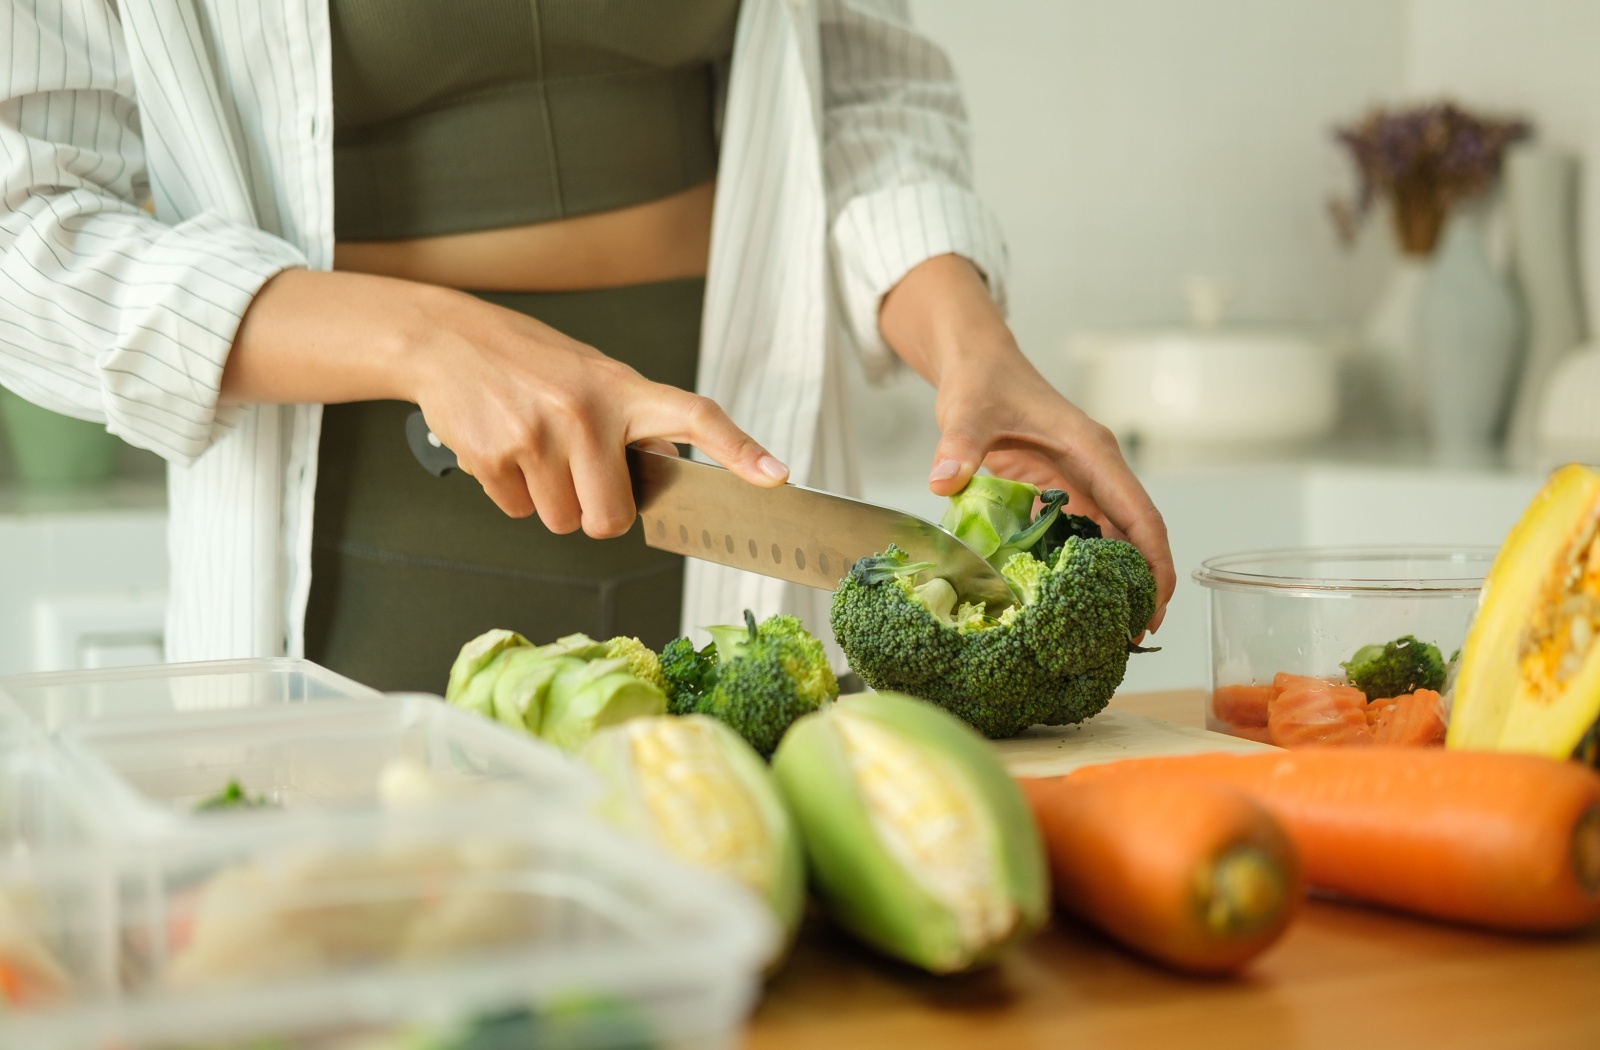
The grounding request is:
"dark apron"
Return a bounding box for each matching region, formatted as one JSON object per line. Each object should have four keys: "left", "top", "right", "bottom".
{"left": 304, "top": 277, "right": 704, "bottom": 693}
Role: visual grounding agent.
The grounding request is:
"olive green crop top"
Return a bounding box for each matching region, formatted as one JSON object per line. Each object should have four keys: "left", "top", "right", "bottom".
{"left": 331, "top": 0, "right": 740, "bottom": 241}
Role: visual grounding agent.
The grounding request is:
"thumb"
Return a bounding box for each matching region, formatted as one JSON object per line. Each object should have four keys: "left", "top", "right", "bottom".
{"left": 927, "top": 425, "right": 988, "bottom": 497}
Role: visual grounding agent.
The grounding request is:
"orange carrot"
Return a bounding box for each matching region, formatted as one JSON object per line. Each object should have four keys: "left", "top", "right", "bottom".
{"left": 1369, "top": 689, "right": 1446, "bottom": 747}
{"left": 1268, "top": 680, "right": 1370, "bottom": 748}
{"left": 1272, "top": 672, "right": 1341, "bottom": 694}
{"left": 0, "top": 957, "right": 24, "bottom": 1004}
{"left": 1058, "top": 749, "right": 1600, "bottom": 932}
{"left": 1211, "top": 684, "right": 1272, "bottom": 728}
{"left": 1020, "top": 774, "right": 1300, "bottom": 974}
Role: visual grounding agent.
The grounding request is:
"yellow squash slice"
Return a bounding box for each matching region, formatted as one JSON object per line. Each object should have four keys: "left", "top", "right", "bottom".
{"left": 1449, "top": 464, "right": 1600, "bottom": 758}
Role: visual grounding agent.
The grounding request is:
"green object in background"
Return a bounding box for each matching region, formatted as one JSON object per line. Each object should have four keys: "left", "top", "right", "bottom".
{"left": 0, "top": 388, "right": 119, "bottom": 486}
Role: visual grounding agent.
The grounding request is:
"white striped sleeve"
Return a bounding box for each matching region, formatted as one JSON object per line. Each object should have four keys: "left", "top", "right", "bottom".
{"left": 818, "top": 0, "right": 1009, "bottom": 381}
{"left": 0, "top": 0, "right": 306, "bottom": 464}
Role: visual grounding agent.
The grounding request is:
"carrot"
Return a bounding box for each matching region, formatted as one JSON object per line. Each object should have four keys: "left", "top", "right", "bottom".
{"left": 1211, "top": 684, "right": 1272, "bottom": 728}
{"left": 0, "top": 957, "right": 24, "bottom": 1003}
{"left": 1061, "top": 749, "right": 1600, "bottom": 932}
{"left": 1272, "top": 672, "right": 1342, "bottom": 694}
{"left": 1369, "top": 689, "right": 1446, "bottom": 747}
{"left": 1268, "top": 680, "right": 1370, "bottom": 748}
{"left": 1019, "top": 774, "right": 1300, "bottom": 975}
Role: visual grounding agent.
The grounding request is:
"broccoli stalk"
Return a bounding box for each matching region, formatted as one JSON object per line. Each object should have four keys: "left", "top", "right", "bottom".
{"left": 660, "top": 611, "right": 839, "bottom": 756}
{"left": 831, "top": 477, "right": 1157, "bottom": 740}
{"left": 1341, "top": 635, "right": 1447, "bottom": 700}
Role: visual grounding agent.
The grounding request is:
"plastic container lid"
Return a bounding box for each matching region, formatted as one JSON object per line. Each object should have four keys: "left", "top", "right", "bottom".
{"left": 1193, "top": 546, "right": 1497, "bottom": 597}
{"left": 0, "top": 658, "right": 382, "bottom": 734}
{"left": 57, "top": 693, "right": 601, "bottom": 837}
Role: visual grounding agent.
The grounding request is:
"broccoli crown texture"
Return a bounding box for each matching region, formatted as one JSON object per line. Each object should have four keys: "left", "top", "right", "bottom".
{"left": 830, "top": 535, "right": 1155, "bottom": 739}
{"left": 1341, "top": 634, "right": 1447, "bottom": 700}
{"left": 660, "top": 611, "right": 839, "bottom": 755}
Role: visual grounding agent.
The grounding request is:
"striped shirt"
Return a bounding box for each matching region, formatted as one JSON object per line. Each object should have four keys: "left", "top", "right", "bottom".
{"left": 0, "top": 0, "right": 1008, "bottom": 662}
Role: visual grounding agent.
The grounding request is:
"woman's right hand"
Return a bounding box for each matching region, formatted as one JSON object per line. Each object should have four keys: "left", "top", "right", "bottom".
{"left": 224, "top": 268, "right": 789, "bottom": 538}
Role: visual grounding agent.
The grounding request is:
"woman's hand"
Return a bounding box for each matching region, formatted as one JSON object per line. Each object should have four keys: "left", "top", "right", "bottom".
{"left": 224, "top": 269, "right": 788, "bottom": 537}
{"left": 879, "top": 255, "right": 1175, "bottom": 632}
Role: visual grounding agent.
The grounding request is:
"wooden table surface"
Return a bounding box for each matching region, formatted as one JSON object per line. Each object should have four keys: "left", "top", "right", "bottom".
{"left": 744, "top": 691, "right": 1600, "bottom": 1050}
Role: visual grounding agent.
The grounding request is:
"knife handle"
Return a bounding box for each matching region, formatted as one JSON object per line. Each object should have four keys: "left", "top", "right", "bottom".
{"left": 405, "top": 409, "right": 460, "bottom": 478}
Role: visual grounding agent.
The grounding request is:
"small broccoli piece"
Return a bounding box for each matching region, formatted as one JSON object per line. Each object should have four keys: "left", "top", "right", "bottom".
{"left": 663, "top": 611, "right": 839, "bottom": 756}
{"left": 660, "top": 636, "right": 719, "bottom": 715}
{"left": 195, "top": 779, "right": 276, "bottom": 813}
{"left": 1341, "top": 634, "right": 1447, "bottom": 700}
{"left": 831, "top": 475, "right": 1158, "bottom": 740}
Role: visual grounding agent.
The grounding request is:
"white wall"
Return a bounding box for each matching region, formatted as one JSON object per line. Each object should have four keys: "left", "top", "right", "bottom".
{"left": 1405, "top": 0, "right": 1600, "bottom": 336}
{"left": 906, "top": 0, "right": 1407, "bottom": 374}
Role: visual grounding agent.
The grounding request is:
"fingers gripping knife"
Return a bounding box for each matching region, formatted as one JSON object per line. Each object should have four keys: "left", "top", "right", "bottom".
{"left": 403, "top": 409, "right": 1015, "bottom": 608}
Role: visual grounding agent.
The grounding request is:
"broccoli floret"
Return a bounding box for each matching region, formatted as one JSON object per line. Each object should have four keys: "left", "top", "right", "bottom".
{"left": 830, "top": 478, "right": 1157, "bottom": 739}
{"left": 661, "top": 612, "right": 839, "bottom": 755}
{"left": 1341, "top": 634, "right": 1447, "bottom": 700}
{"left": 659, "top": 636, "right": 717, "bottom": 715}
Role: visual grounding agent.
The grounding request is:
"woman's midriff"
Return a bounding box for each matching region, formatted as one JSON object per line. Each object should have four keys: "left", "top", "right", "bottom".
{"left": 332, "top": 180, "right": 714, "bottom": 292}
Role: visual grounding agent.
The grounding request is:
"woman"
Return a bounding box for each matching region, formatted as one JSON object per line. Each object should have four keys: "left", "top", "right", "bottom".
{"left": 0, "top": 0, "right": 1172, "bottom": 691}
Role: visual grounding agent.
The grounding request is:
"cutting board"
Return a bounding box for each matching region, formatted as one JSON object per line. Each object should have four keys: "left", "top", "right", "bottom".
{"left": 991, "top": 710, "right": 1274, "bottom": 778}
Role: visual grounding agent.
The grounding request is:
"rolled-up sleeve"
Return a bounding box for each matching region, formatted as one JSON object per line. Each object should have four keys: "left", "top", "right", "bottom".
{"left": 0, "top": 1, "right": 306, "bottom": 464}
{"left": 819, "top": 0, "right": 1009, "bottom": 380}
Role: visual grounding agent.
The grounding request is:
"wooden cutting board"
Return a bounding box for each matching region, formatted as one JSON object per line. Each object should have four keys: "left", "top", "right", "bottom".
{"left": 991, "top": 709, "right": 1274, "bottom": 778}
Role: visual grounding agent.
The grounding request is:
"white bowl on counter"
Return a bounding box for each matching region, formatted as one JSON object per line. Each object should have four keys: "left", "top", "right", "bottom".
{"left": 1066, "top": 328, "right": 1338, "bottom": 447}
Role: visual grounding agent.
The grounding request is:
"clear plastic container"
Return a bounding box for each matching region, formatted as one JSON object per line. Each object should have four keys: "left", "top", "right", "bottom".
{"left": 0, "top": 659, "right": 381, "bottom": 735}
{"left": 0, "top": 804, "right": 774, "bottom": 1050}
{"left": 0, "top": 660, "right": 772, "bottom": 1048}
{"left": 58, "top": 694, "right": 598, "bottom": 835}
{"left": 1193, "top": 547, "right": 1495, "bottom": 746}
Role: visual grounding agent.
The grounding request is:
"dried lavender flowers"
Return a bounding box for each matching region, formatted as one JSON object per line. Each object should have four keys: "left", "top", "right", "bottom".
{"left": 1330, "top": 102, "right": 1531, "bottom": 255}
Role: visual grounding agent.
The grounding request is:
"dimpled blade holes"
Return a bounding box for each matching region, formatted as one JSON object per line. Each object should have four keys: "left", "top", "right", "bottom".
{"left": 794, "top": 548, "right": 806, "bottom": 571}
{"left": 725, "top": 534, "right": 735, "bottom": 553}
{"left": 702, "top": 529, "right": 712, "bottom": 549}
{"left": 771, "top": 544, "right": 782, "bottom": 564}
{"left": 654, "top": 519, "right": 666, "bottom": 540}
{"left": 748, "top": 539, "right": 759, "bottom": 559}
{"left": 818, "top": 552, "right": 830, "bottom": 575}
{"left": 678, "top": 524, "right": 690, "bottom": 545}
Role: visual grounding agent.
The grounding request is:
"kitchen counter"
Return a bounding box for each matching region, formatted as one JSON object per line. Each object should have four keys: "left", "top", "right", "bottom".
{"left": 744, "top": 690, "right": 1600, "bottom": 1050}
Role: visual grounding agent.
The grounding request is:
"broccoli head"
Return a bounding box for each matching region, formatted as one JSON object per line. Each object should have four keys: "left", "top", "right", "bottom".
{"left": 830, "top": 479, "right": 1156, "bottom": 739}
{"left": 1341, "top": 634, "right": 1446, "bottom": 700}
{"left": 660, "top": 611, "right": 839, "bottom": 756}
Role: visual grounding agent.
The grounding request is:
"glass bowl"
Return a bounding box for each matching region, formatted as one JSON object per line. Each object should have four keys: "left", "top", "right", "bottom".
{"left": 1192, "top": 547, "right": 1497, "bottom": 746}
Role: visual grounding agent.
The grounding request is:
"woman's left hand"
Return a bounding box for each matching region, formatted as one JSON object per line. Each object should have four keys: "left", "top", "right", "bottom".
{"left": 879, "top": 255, "right": 1176, "bottom": 633}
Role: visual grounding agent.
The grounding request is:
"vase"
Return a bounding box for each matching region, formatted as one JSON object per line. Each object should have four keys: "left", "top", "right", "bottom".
{"left": 1361, "top": 255, "right": 1431, "bottom": 436}
{"left": 1502, "top": 145, "right": 1586, "bottom": 466}
{"left": 1416, "top": 208, "right": 1522, "bottom": 464}
{"left": 0, "top": 388, "right": 120, "bottom": 485}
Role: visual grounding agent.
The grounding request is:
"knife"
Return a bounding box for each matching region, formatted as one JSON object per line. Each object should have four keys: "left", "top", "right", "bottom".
{"left": 404, "top": 410, "right": 1015, "bottom": 609}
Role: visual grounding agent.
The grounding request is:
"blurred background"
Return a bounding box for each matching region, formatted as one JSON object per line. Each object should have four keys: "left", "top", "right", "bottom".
{"left": 1, "top": 0, "right": 1596, "bottom": 691}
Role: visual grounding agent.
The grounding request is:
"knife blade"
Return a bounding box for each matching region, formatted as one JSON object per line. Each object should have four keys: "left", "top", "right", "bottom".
{"left": 627, "top": 445, "right": 1016, "bottom": 609}
{"left": 403, "top": 410, "right": 1015, "bottom": 609}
